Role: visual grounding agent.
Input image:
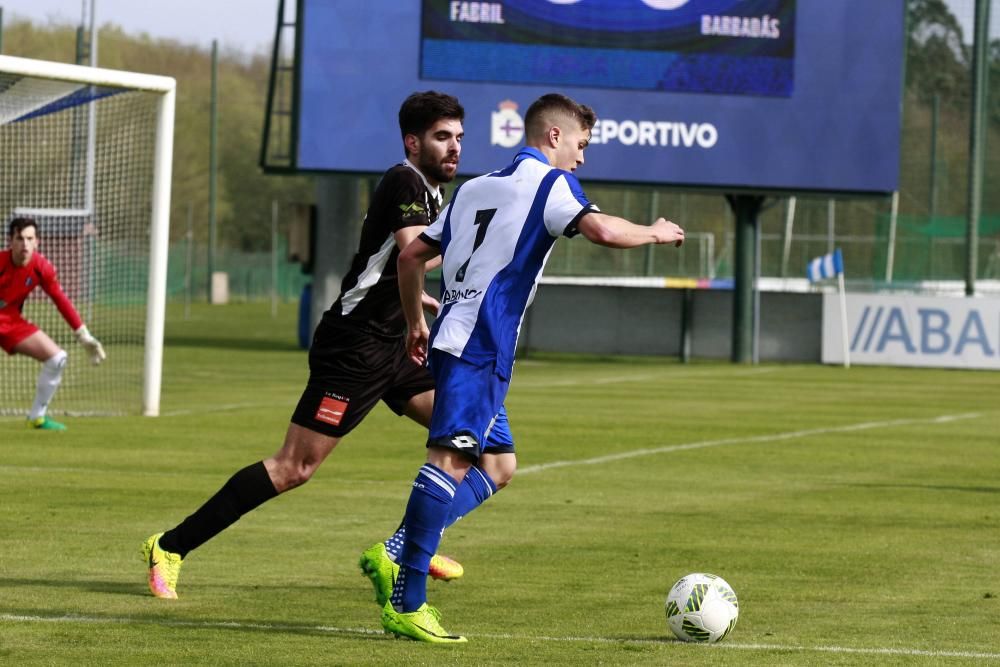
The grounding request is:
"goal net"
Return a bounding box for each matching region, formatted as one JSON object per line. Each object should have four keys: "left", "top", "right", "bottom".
{"left": 0, "top": 56, "right": 174, "bottom": 417}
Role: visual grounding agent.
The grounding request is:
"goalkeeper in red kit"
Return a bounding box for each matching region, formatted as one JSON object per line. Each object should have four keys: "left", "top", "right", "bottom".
{"left": 0, "top": 217, "right": 106, "bottom": 430}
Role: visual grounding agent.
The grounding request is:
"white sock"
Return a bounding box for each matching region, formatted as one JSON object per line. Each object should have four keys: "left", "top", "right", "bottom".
{"left": 29, "top": 350, "right": 67, "bottom": 421}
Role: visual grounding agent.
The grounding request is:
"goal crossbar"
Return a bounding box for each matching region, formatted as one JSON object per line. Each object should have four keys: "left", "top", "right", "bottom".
{"left": 0, "top": 55, "right": 176, "bottom": 416}
{"left": 0, "top": 55, "right": 175, "bottom": 93}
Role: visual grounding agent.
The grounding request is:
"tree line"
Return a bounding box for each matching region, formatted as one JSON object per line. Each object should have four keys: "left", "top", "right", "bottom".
{"left": 4, "top": 17, "right": 314, "bottom": 253}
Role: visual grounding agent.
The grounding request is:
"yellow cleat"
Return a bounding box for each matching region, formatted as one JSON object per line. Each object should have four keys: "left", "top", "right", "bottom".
{"left": 141, "top": 532, "right": 183, "bottom": 599}
{"left": 360, "top": 543, "right": 465, "bottom": 607}
{"left": 359, "top": 542, "right": 398, "bottom": 607}
{"left": 381, "top": 601, "right": 467, "bottom": 643}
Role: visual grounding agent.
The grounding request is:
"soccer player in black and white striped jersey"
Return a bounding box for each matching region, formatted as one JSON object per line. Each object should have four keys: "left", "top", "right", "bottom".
{"left": 141, "top": 92, "right": 516, "bottom": 605}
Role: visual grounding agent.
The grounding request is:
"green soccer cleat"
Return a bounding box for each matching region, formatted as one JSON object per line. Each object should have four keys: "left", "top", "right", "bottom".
{"left": 381, "top": 601, "right": 467, "bottom": 644}
{"left": 359, "top": 542, "right": 398, "bottom": 607}
{"left": 27, "top": 416, "right": 66, "bottom": 431}
{"left": 141, "top": 532, "right": 183, "bottom": 599}
{"left": 360, "top": 543, "right": 466, "bottom": 606}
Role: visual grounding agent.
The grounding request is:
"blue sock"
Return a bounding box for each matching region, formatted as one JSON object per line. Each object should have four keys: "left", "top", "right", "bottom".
{"left": 445, "top": 465, "right": 497, "bottom": 528}
{"left": 391, "top": 464, "right": 457, "bottom": 612}
{"left": 383, "top": 466, "right": 497, "bottom": 561}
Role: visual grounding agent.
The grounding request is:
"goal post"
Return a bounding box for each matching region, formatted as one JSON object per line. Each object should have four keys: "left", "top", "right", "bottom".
{"left": 0, "top": 55, "right": 175, "bottom": 417}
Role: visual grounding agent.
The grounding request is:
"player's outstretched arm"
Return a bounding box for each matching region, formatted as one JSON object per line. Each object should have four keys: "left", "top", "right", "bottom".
{"left": 74, "top": 325, "right": 107, "bottom": 365}
{"left": 578, "top": 212, "right": 684, "bottom": 249}
{"left": 398, "top": 236, "right": 441, "bottom": 365}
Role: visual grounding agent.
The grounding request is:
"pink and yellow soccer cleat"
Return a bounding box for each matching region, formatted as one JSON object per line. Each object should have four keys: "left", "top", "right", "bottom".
{"left": 141, "top": 532, "right": 184, "bottom": 599}
{"left": 428, "top": 553, "right": 464, "bottom": 582}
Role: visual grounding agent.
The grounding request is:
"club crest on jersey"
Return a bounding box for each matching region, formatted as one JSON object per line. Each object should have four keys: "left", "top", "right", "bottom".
{"left": 25, "top": 277, "right": 33, "bottom": 287}
{"left": 491, "top": 100, "right": 524, "bottom": 148}
{"left": 399, "top": 201, "right": 426, "bottom": 220}
{"left": 315, "top": 395, "right": 349, "bottom": 427}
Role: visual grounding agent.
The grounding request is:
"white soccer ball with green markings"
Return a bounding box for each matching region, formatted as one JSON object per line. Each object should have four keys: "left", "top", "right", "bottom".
{"left": 665, "top": 572, "right": 739, "bottom": 643}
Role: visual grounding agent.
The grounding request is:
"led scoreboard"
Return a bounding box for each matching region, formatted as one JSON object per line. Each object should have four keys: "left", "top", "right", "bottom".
{"left": 294, "top": 0, "right": 904, "bottom": 194}
{"left": 421, "top": 0, "right": 795, "bottom": 97}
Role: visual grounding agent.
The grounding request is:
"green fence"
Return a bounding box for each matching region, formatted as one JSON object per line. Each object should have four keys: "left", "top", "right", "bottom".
{"left": 166, "top": 237, "right": 311, "bottom": 303}
{"left": 872, "top": 215, "right": 1000, "bottom": 282}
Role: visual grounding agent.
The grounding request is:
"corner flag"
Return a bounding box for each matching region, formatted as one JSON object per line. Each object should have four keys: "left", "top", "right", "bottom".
{"left": 807, "top": 248, "right": 849, "bottom": 368}
{"left": 806, "top": 249, "right": 843, "bottom": 282}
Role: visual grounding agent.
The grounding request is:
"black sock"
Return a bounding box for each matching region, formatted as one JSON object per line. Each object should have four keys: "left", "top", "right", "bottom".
{"left": 158, "top": 461, "right": 278, "bottom": 558}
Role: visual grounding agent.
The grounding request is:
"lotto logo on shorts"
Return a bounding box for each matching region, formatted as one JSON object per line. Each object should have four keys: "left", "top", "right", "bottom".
{"left": 315, "top": 396, "right": 349, "bottom": 426}
{"left": 451, "top": 435, "right": 477, "bottom": 449}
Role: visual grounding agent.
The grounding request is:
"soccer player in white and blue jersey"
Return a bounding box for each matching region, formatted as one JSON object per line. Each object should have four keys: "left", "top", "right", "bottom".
{"left": 383, "top": 93, "right": 686, "bottom": 642}
{"left": 140, "top": 92, "right": 515, "bottom": 605}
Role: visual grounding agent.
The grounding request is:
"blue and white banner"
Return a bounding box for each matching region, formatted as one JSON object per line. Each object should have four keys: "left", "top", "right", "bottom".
{"left": 822, "top": 293, "right": 1000, "bottom": 370}
{"left": 806, "top": 249, "right": 843, "bottom": 282}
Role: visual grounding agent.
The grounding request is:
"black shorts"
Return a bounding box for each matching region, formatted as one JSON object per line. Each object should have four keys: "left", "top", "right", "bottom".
{"left": 290, "top": 318, "right": 434, "bottom": 438}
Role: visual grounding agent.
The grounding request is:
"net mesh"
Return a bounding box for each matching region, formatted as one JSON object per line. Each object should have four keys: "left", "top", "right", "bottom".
{"left": 1, "top": 72, "right": 158, "bottom": 416}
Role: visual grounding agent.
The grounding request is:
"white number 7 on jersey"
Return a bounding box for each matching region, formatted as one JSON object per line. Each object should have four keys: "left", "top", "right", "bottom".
{"left": 455, "top": 208, "right": 497, "bottom": 282}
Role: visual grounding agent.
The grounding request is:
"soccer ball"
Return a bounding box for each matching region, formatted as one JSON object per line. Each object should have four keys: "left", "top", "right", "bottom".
{"left": 665, "top": 572, "right": 739, "bottom": 643}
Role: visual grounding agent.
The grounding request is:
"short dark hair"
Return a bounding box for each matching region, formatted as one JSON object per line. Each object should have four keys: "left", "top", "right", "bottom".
{"left": 8, "top": 217, "right": 37, "bottom": 238}
{"left": 398, "top": 91, "right": 464, "bottom": 140}
{"left": 525, "top": 93, "right": 596, "bottom": 140}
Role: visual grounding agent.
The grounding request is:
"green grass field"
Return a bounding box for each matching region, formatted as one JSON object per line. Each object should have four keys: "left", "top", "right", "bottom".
{"left": 1, "top": 303, "right": 998, "bottom": 665}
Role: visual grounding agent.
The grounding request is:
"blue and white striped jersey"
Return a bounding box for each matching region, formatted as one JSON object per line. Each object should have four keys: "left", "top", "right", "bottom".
{"left": 419, "top": 147, "right": 596, "bottom": 378}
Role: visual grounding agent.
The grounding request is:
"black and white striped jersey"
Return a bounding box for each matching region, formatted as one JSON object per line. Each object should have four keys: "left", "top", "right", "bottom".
{"left": 322, "top": 160, "right": 443, "bottom": 338}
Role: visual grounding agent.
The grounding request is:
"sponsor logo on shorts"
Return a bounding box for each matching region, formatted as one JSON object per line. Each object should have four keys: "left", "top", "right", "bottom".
{"left": 450, "top": 434, "right": 478, "bottom": 449}
{"left": 315, "top": 395, "right": 349, "bottom": 427}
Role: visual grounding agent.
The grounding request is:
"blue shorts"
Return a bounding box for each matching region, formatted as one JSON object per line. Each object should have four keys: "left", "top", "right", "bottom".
{"left": 426, "top": 349, "right": 515, "bottom": 461}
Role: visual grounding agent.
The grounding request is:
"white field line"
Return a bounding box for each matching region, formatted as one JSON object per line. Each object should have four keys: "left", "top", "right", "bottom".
{"left": 0, "top": 613, "right": 996, "bottom": 660}
{"left": 518, "top": 412, "right": 983, "bottom": 475}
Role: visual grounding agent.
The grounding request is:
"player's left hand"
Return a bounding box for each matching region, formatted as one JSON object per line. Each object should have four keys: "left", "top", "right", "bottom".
{"left": 75, "top": 325, "right": 107, "bottom": 365}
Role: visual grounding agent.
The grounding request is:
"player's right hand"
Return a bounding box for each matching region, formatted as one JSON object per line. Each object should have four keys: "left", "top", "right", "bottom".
{"left": 652, "top": 218, "right": 684, "bottom": 247}
{"left": 406, "top": 324, "right": 430, "bottom": 366}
